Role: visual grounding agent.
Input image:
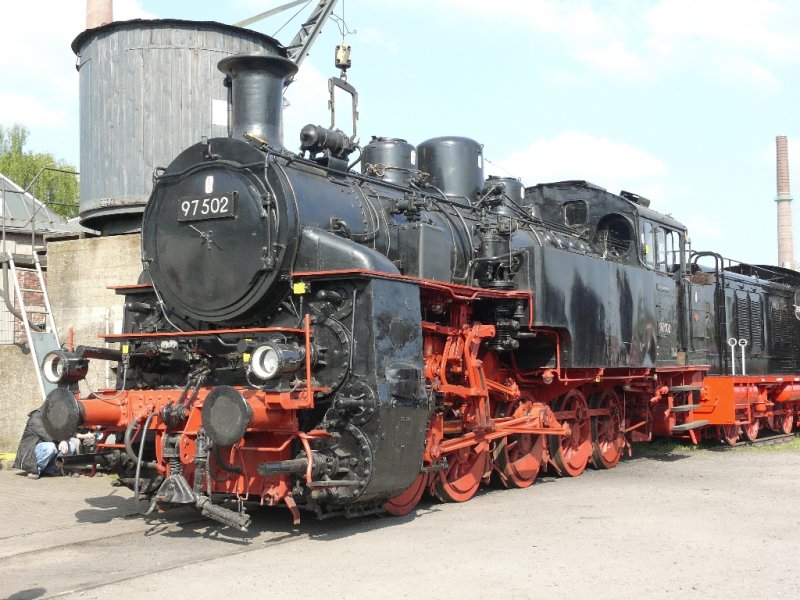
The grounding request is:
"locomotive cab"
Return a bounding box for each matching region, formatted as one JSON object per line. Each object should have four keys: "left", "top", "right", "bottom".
{"left": 635, "top": 207, "right": 687, "bottom": 274}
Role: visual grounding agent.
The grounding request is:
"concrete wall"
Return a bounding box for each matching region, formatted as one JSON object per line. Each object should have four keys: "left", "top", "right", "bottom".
{"left": 1, "top": 233, "right": 46, "bottom": 451}
{"left": 0, "top": 345, "right": 41, "bottom": 452}
{"left": 0, "top": 234, "right": 143, "bottom": 452}
{"left": 47, "top": 234, "right": 143, "bottom": 392}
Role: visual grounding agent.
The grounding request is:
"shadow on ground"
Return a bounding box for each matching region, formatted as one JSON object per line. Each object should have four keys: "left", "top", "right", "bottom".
{"left": 68, "top": 439, "right": 724, "bottom": 545}
{"left": 6, "top": 587, "right": 46, "bottom": 600}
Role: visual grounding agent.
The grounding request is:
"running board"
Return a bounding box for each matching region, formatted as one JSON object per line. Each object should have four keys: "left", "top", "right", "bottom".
{"left": 671, "top": 420, "right": 709, "bottom": 433}
{"left": 670, "top": 404, "right": 702, "bottom": 413}
{"left": 669, "top": 385, "right": 702, "bottom": 393}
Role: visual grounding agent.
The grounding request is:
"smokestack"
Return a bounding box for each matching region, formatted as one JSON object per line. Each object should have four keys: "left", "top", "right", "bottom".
{"left": 776, "top": 135, "right": 795, "bottom": 269}
{"left": 86, "top": 0, "right": 113, "bottom": 29}
{"left": 217, "top": 53, "right": 298, "bottom": 148}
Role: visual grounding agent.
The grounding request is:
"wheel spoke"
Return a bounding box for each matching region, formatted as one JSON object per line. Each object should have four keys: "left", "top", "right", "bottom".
{"left": 743, "top": 418, "right": 760, "bottom": 443}
{"left": 549, "top": 389, "right": 591, "bottom": 477}
{"left": 493, "top": 399, "right": 545, "bottom": 489}
{"left": 719, "top": 424, "right": 739, "bottom": 446}
{"left": 434, "top": 448, "right": 487, "bottom": 502}
{"left": 779, "top": 412, "right": 794, "bottom": 435}
{"left": 590, "top": 389, "right": 624, "bottom": 470}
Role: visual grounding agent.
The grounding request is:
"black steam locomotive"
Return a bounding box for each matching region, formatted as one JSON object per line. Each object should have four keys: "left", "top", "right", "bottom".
{"left": 41, "top": 41, "right": 800, "bottom": 530}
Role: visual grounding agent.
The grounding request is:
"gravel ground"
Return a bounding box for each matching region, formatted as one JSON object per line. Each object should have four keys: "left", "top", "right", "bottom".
{"left": 2, "top": 443, "right": 799, "bottom": 600}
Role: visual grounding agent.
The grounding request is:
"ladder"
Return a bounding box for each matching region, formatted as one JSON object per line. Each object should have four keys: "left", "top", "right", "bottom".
{"left": 2, "top": 249, "right": 60, "bottom": 400}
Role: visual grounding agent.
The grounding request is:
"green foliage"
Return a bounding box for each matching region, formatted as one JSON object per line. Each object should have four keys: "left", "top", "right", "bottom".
{"left": 632, "top": 434, "right": 800, "bottom": 457}
{"left": 0, "top": 123, "right": 79, "bottom": 218}
{"left": 748, "top": 435, "right": 800, "bottom": 452}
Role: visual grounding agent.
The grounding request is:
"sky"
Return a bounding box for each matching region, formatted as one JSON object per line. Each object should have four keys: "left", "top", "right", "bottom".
{"left": 1, "top": 0, "right": 799, "bottom": 266}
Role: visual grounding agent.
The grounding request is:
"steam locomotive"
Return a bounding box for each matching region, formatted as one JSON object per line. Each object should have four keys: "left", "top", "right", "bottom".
{"left": 41, "top": 40, "right": 800, "bottom": 530}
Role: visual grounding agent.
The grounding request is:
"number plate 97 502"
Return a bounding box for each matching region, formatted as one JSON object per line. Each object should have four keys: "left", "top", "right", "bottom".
{"left": 178, "top": 192, "right": 236, "bottom": 222}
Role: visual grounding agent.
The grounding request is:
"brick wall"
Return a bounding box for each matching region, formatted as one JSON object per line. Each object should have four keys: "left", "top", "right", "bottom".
{"left": 1, "top": 231, "right": 46, "bottom": 344}
{"left": 11, "top": 268, "right": 47, "bottom": 344}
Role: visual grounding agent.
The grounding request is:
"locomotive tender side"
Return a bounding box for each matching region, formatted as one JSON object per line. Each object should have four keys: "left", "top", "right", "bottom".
{"left": 39, "top": 45, "right": 800, "bottom": 529}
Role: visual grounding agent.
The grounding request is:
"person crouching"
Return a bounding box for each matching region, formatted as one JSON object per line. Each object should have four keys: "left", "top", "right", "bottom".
{"left": 12, "top": 405, "right": 78, "bottom": 479}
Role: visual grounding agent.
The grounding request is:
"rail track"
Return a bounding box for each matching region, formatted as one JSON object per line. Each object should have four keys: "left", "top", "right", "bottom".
{"left": 733, "top": 432, "right": 799, "bottom": 448}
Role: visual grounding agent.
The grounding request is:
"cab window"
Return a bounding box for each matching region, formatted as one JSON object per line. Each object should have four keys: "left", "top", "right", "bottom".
{"left": 642, "top": 219, "right": 683, "bottom": 271}
{"left": 641, "top": 221, "right": 655, "bottom": 268}
{"left": 656, "top": 227, "right": 667, "bottom": 269}
{"left": 658, "top": 228, "right": 682, "bottom": 272}
{"left": 665, "top": 229, "right": 680, "bottom": 271}
{"left": 564, "top": 201, "right": 588, "bottom": 226}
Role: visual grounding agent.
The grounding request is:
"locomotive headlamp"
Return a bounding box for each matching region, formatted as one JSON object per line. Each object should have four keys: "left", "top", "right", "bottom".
{"left": 42, "top": 351, "right": 89, "bottom": 385}
{"left": 250, "top": 342, "right": 304, "bottom": 381}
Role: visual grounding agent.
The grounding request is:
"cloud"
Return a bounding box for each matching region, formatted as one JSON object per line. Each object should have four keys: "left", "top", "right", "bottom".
{"left": 685, "top": 214, "right": 723, "bottom": 241}
{"left": 0, "top": 94, "right": 70, "bottom": 129}
{"left": 435, "top": 0, "right": 650, "bottom": 78}
{"left": 646, "top": 0, "right": 799, "bottom": 58}
{"left": 644, "top": 0, "right": 800, "bottom": 88}
{"left": 575, "top": 40, "right": 647, "bottom": 78}
{"left": 115, "top": 0, "right": 157, "bottom": 21}
{"left": 790, "top": 139, "right": 800, "bottom": 181}
{"left": 493, "top": 132, "right": 668, "bottom": 199}
{"left": 0, "top": 0, "right": 154, "bottom": 161}
{"left": 399, "top": 0, "right": 800, "bottom": 87}
{"left": 282, "top": 62, "right": 333, "bottom": 147}
{"left": 356, "top": 27, "right": 399, "bottom": 55}
{"left": 717, "top": 57, "right": 781, "bottom": 91}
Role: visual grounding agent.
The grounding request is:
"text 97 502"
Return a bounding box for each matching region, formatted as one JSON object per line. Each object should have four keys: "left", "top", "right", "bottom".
{"left": 178, "top": 193, "right": 236, "bottom": 222}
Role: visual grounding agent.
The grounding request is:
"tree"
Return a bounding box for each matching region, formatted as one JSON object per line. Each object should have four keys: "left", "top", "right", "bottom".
{"left": 0, "top": 124, "right": 79, "bottom": 218}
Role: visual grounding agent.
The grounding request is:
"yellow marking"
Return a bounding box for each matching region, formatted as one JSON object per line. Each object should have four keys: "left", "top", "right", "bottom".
{"left": 243, "top": 353, "right": 251, "bottom": 363}
{"left": 122, "top": 344, "right": 130, "bottom": 355}
{"left": 293, "top": 282, "right": 308, "bottom": 295}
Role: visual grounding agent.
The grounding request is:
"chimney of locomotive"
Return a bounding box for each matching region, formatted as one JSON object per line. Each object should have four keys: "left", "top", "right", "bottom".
{"left": 776, "top": 135, "right": 795, "bottom": 269}
{"left": 217, "top": 53, "right": 299, "bottom": 148}
{"left": 86, "top": 0, "right": 113, "bottom": 29}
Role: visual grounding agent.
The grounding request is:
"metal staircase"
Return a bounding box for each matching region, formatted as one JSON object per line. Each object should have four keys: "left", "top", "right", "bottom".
{"left": 668, "top": 385, "right": 709, "bottom": 433}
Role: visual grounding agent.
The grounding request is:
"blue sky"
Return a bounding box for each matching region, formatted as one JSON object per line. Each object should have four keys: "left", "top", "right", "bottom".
{"left": 1, "top": 0, "right": 798, "bottom": 266}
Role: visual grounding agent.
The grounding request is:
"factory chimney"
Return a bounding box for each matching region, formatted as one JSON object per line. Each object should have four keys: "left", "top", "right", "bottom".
{"left": 86, "top": 0, "right": 113, "bottom": 29}
{"left": 776, "top": 135, "right": 795, "bottom": 269}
